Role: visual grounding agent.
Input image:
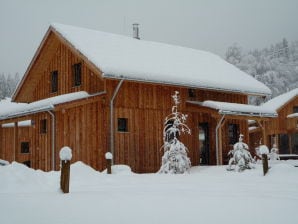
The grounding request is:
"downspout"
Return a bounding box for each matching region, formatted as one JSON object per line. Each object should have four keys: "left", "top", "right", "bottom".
{"left": 110, "top": 79, "right": 124, "bottom": 165}
{"left": 215, "top": 114, "right": 225, "bottom": 165}
{"left": 47, "top": 110, "right": 55, "bottom": 171}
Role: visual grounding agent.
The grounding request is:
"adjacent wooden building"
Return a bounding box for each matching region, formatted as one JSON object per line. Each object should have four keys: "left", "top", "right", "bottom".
{"left": 249, "top": 88, "right": 298, "bottom": 155}
{"left": 0, "top": 23, "right": 274, "bottom": 172}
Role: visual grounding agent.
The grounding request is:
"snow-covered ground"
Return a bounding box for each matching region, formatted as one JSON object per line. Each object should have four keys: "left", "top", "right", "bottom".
{"left": 1, "top": 160, "right": 298, "bottom": 224}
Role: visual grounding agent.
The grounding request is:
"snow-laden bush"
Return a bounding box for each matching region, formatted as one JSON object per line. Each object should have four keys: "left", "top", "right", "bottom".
{"left": 159, "top": 91, "right": 191, "bottom": 174}
{"left": 227, "top": 134, "right": 255, "bottom": 172}
{"left": 269, "top": 144, "right": 280, "bottom": 160}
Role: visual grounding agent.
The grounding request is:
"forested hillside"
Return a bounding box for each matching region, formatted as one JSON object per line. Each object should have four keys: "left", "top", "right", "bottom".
{"left": 0, "top": 73, "right": 20, "bottom": 99}
{"left": 225, "top": 38, "right": 298, "bottom": 100}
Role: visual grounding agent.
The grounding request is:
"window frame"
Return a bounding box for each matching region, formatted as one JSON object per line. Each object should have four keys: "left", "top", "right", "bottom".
{"left": 20, "top": 142, "right": 30, "bottom": 154}
{"left": 188, "top": 89, "right": 196, "bottom": 98}
{"left": 72, "top": 63, "right": 82, "bottom": 87}
{"left": 228, "top": 123, "right": 239, "bottom": 145}
{"left": 40, "top": 119, "right": 47, "bottom": 134}
{"left": 118, "top": 118, "right": 128, "bottom": 132}
{"left": 51, "top": 70, "right": 58, "bottom": 93}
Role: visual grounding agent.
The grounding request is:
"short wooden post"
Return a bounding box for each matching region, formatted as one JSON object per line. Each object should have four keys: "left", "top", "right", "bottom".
{"left": 262, "top": 154, "right": 268, "bottom": 176}
{"left": 105, "top": 152, "right": 113, "bottom": 174}
{"left": 60, "top": 160, "right": 71, "bottom": 193}
{"left": 59, "top": 146, "right": 72, "bottom": 193}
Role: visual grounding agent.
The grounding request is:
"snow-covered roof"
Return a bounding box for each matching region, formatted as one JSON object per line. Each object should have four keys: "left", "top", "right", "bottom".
{"left": 262, "top": 88, "right": 298, "bottom": 111}
{"left": 0, "top": 92, "right": 91, "bottom": 120}
{"left": 188, "top": 100, "right": 277, "bottom": 117}
{"left": 287, "top": 113, "right": 298, "bottom": 118}
{"left": 51, "top": 23, "right": 271, "bottom": 96}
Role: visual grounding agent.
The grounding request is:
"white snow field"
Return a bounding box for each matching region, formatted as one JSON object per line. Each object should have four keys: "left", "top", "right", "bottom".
{"left": 1, "top": 161, "right": 298, "bottom": 224}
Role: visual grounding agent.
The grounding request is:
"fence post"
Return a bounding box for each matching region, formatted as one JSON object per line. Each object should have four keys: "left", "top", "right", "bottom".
{"left": 59, "top": 146, "right": 72, "bottom": 193}
{"left": 262, "top": 154, "right": 269, "bottom": 176}
{"left": 105, "top": 152, "right": 113, "bottom": 174}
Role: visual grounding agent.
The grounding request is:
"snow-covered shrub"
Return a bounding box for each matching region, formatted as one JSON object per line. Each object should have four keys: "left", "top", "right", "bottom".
{"left": 159, "top": 91, "right": 191, "bottom": 174}
{"left": 269, "top": 144, "right": 280, "bottom": 160}
{"left": 227, "top": 134, "right": 255, "bottom": 172}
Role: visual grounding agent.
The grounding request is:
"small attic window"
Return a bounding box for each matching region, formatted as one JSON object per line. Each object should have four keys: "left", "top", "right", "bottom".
{"left": 293, "top": 106, "right": 298, "bottom": 113}
{"left": 40, "top": 119, "right": 47, "bottom": 134}
{"left": 51, "top": 70, "right": 58, "bottom": 93}
{"left": 72, "top": 63, "right": 82, "bottom": 87}
{"left": 188, "top": 89, "right": 196, "bottom": 98}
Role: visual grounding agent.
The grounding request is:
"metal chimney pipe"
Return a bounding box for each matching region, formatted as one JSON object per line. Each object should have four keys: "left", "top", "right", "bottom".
{"left": 133, "top": 23, "right": 140, "bottom": 39}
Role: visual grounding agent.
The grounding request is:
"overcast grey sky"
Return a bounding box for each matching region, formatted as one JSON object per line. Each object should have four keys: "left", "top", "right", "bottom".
{"left": 0, "top": 0, "right": 298, "bottom": 75}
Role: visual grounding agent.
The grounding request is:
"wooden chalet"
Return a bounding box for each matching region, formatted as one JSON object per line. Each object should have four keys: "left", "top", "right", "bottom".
{"left": 0, "top": 23, "right": 275, "bottom": 172}
{"left": 249, "top": 88, "right": 298, "bottom": 155}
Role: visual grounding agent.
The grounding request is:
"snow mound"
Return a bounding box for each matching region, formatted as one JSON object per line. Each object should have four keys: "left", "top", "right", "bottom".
{"left": 102, "top": 165, "right": 133, "bottom": 174}
{"left": 0, "top": 162, "right": 58, "bottom": 193}
{"left": 70, "top": 161, "right": 99, "bottom": 175}
{"left": 0, "top": 159, "right": 9, "bottom": 166}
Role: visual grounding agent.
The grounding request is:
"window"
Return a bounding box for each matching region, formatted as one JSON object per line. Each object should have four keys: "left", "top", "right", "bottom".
{"left": 118, "top": 118, "right": 128, "bottom": 132}
{"left": 40, "top": 119, "right": 47, "bottom": 134}
{"left": 293, "top": 106, "right": 298, "bottom": 113}
{"left": 228, "top": 124, "right": 239, "bottom": 144}
{"left": 23, "top": 160, "right": 31, "bottom": 168}
{"left": 188, "top": 89, "right": 196, "bottom": 98}
{"left": 21, "top": 142, "right": 30, "bottom": 153}
{"left": 51, "top": 70, "right": 58, "bottom": 93}
{"left": 72, "top": 63, "right": 82, "bottom": 86}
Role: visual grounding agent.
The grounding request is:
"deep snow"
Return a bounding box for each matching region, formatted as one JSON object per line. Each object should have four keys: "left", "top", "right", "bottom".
{"left": 0, "top": 161, "right": 298, "bottom": 224}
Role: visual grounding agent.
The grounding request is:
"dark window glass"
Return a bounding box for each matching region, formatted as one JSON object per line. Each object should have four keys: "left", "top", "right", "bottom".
{"left": 293, "top": 106, "right": 298, "bottom": 113}
{"left": 292, "top": 133, "right": 298, "bottom": 154}
{"left": 72, "top": 63, "right": 82, "bottom": 86}
{"left": 21, "top": 142, "right": 30, "bottom": 153}
{"left": 51, "top": 70, "right": 58, "bottom": 93}
{"left": 40, "top": 119, "right": 47, "bottom": 134}
{"left": 188, "top": 89, "right": 196, "bottom": 98}
{"left": 118, "top": 118, "right": 128, "bottom": 132}
{"left": 23, "top": 160, "right": 31, "bottom": 168}
{"left": 228, "top": 124, "right": 239, "bottom": 144}
{"left": 279, "top": 134, "right": 289, "bottom": 154}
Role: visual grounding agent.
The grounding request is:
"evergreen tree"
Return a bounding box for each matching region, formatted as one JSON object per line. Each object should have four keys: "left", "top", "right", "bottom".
{"left": 159, "top": 91, "right": 191, "bottom": 174}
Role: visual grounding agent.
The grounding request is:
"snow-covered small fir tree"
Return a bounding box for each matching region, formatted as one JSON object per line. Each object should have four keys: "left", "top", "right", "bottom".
{"left": 227, "top": 134, "right": 255, "bottom": 172}
{"left": 269, "top": 144, "right": 280, "bottom": 160}
{"left": 159, "top": 91, "right": 191, "bottom": 174}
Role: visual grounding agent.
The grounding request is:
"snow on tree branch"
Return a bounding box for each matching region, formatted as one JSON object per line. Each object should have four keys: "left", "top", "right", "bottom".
{"left": 159, "top": 91, "right": 191, "bottom": 174}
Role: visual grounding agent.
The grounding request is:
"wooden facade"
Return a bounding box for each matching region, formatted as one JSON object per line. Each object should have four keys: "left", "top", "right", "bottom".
{"left": 0, "top": 27, "right": 267, "bottom": 173}
{"left": 249, "top": 94, "right": 298, "bottom": 154}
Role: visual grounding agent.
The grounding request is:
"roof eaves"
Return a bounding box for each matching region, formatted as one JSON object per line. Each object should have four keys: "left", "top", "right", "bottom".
{"left": 105, "top": 74, "right": 270, "bottom": 97}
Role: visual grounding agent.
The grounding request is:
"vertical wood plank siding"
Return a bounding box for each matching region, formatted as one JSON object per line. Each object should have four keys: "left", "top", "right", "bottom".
{"left": 0, "top": 31, "right": 251, "bottom": 172}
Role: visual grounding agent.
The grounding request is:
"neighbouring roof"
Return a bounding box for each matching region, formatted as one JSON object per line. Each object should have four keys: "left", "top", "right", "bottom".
{"left": 287, "top": 113, "right": 298, "bottom": 118}
{"left": 188, "top": 100, "right": 277, "bottom": 117}
{"left": 0, "top": 92, "right": 91, "bottom": 120}
{"left": 50, "top": 23, "right": 271, "bottom": 96}
{"left": 262, "top": 88, "right": 298, "bottom": 111}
